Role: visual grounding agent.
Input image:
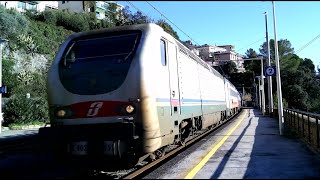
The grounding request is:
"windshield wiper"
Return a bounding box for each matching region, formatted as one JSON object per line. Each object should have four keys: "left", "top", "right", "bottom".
{"left": 63, "top": 42, "right": 75, "bottom": 66}
{"left": 123, "top": 35, "right": 139, "bottom": 62}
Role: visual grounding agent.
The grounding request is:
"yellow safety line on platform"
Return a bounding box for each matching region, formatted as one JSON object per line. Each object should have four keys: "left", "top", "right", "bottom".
{"left": 184, "top": 110, "right": 247, "bottom": 179}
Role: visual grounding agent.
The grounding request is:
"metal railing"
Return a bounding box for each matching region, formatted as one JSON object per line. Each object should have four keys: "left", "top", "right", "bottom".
{"left": 283, "top": 108, "right": 320, "bottom": 150}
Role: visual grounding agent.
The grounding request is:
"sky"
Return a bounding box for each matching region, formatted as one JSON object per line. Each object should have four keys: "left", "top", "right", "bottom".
{"left": 116, "top": 1, "right": 320, "bottom": 70}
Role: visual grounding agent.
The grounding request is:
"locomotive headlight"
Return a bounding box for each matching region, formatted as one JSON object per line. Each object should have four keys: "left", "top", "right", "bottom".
{"left": 56, "top": 110, "right": 66, "bottom": 117}
{"left": 125, "top": 105, "right": 135, "bottom": 114}
{"left": 54, "top": 107, "right": 72, "bottom": 118}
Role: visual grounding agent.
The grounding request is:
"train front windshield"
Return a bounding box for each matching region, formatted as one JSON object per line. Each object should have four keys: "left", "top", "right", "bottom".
{"left": 59, "top": 30, "right": 141, "bottom": 95}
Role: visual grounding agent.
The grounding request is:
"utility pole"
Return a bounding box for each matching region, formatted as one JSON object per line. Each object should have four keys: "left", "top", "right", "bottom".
{"left": 272, "top": 1, "right": 284, "bottom": 135}
{"left": 260, "top": 57, "right": 265, "bottom": 115}
{"left": 0, "top": 38, "right": 8, "bottom": 134}
{"left": 264, "top": 12, "right": 273, "bottom": 115}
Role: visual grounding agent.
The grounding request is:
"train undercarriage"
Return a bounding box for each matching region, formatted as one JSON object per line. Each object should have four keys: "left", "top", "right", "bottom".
{"left": 38, "top": 108, "right": 240, "bottom": 168}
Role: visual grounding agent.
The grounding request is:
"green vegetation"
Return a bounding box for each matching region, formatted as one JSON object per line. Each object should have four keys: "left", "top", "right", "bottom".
{"left": 241, "top": 39, "right": 320, "bottom": 113}
{"left": 0, "top": 5, "right": 179, "bottom": 128}
{"left": 3, "top": 3, "right": 319, "bottom": 130}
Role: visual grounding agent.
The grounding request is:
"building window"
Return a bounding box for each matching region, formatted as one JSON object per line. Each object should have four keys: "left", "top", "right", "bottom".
{"left": 160, "top": 39, "right": 167, "bottom": 66}
{"left": 96, "top": 11, "right": 100, "bottom": 18}
{"left": 27, "top": 3, "right": 37, "bottom": 11}
{"left": 18, "top": 1, "right": 26, "bottom": 9}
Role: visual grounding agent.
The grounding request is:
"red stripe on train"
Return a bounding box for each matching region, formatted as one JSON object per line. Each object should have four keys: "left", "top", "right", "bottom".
{"left": 232, "top": 101, "right": 238, "bottom": 108}
{"left": 171, "top": 99, "right": 180, "bottom": 106}
{"left": 66, "top": 101, "right": 132, "bottom": 118}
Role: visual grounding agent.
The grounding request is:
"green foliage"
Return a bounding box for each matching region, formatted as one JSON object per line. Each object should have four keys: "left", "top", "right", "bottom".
{"left": 2, "top": 57, "right": 18, "bottom": 98}
{"left": 243, "top": 48, "right": 261, "bottom": 75}
{"left": 244, "top": 38, "right": 320, "bottom": 113}
{"left": 0, "top": 5, "right": 29, "bottom": 43}
{"left": 259, "top": 39, "right": 294, "bottom": 62}
{"left": 16, "top": 33, "right": 38, "bottom": 55}
{"left": 156, "top": 19, "right": 180, "bottom": 41}
{"left": 3, "top": 94, "right": 48, "bottom": 126}
{"left": 229, "top": 72, "right": 255, "bottom": 88}
{"left": 25, "top": 9, "right": 92, "bottom": 32}
{"left": 43, "top": 10, "right": 58, "bottom": 25}
{"left": 3, "top": 71, "right": 49, "bottom": 126}
{"left": 301, "top": 58, "right": 315, "bottom": 73}
{"left": 280, "top": 54, "right": 301, "bottom": 72}
{"left": 105, "top": 2, "right": 119, "bottom": 26}
{"left": 26, "top": 17, "right": 73, "bottom": 57}
{"left": 273, "top": 93, "right": 288, "bottom": 109}
{"left": 55, "top": 11, "right": 90, "bottom": 32}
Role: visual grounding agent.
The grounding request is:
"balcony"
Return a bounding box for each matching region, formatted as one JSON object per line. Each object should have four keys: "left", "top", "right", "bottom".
{"left": 96, "top": 1, "right": 107, "bottom": 11}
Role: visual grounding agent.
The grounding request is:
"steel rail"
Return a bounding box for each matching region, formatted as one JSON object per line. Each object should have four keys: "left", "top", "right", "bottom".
{"left": 122, "top": 110, "right": 245, "bottom": 179}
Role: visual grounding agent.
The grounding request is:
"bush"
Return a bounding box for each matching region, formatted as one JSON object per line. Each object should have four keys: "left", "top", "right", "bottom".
{"left": 2, "top": 56, "right": 18, "bottom": 98}
{"left": 43, "top": 10, "right": 57, "bottom": 25}
{"left": 3, "top": 95, "right": 49, "bottom": 126}
{"left": 26, "top": 18, "right": 73, "bottom": 55}
{"left": 54, "top": 10, "right": 90, "bottom": 32}
{"left": 24, "top": 9, "right": 42, "bottom": 21}
{"left": 3, "top": 71, "right": 49, "bottom": 126}
{"left": 0, "top": 5, "right": 29, "bottom": 41}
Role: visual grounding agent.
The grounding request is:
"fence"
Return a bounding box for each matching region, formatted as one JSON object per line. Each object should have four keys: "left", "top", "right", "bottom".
{"left": 282, "top": 108, "right": 320, "bottom": 151}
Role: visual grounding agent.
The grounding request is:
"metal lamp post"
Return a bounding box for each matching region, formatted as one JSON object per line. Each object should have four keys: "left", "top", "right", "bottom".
{"left": 264, "top": 12, "right": 273, "bottom": 115}
{"left": 272, "top": 1, "right": 284, "bottom": 135}
{"left": 0, "top": 38, "right": 8, "bottom": 134}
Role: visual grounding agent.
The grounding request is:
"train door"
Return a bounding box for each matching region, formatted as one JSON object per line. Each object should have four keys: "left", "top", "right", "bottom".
{"left": 224, "top": 79, "right": 231, "bottom": 117}
{"left": 167, "top": 41, "right": 181, "bottom": 118}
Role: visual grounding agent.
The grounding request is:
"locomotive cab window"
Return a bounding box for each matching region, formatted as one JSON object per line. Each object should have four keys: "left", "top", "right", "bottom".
{"left": 160, "top": 39, "right": 166, "bottom": 66}
{"left": 59, "top": 30, "right": 142, "bottom": 95}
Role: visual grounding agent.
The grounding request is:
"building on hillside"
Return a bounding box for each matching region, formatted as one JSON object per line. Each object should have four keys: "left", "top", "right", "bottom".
{"left": 196, "top": 44, "right": 245, "bottom": 73}
{"left": 183, "top": 40, "right": 200, "bottom": 56}
{"left": 196, "top": 44, "right": 226, "bottom": 67}
{"left": 58, "top": 1, "right": 123, "bottom": 20}
{"left": 0, "top": 1, "right": 58, "bottom": 12}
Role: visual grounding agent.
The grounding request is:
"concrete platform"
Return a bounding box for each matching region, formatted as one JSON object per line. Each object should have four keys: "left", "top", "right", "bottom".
{"left": 145, "top": 108, "right": 320, "bottom": 179}
{"left": 191, "top": 108, "right": 320, "bottom": 179}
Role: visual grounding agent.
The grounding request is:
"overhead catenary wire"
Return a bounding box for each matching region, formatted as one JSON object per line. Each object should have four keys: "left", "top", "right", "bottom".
{"left": 145, "top": 1, "right": 201, "bottom": 46}
{"left": 236, "top": 37, "right": 265, "bottom": 53}
{"left": 295, "top": 33, "right": 320, "bottom": 54}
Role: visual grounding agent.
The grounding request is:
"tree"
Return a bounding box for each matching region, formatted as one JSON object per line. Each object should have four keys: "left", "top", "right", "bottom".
{"left": 117, "top": 6, "right": 133, "bottom": 26}
{"left": 280, "top": 53, "right": 301, "bottom": 72}
{"left": 105, "top": 2, "right": 118, "bottom": 26}
{"left": 259, "top": 39, "right": 294, "bottom": 62}
{"left": 214, "top": 61, "right": 237, "bottom": 78}
{"left": 301, "top": 58, "right": 315, "bottom": 73}
{"left": 243, "top": 48, "right": 261, "bottom": 74}
{"left": 83, "top": 1, "right": 96, "bottom": 13}
{"left": 156, "top": 19, "right": 180, "bottom": 41}
{"left": 131, "top": 11, "right": 153, "bottom": 24}
{"left": 2, "top": 57, "right": 18, "bottom": 98}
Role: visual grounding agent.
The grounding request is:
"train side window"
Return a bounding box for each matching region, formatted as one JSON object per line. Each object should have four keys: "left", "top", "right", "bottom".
{"left": 160, "top": 39, "right": 166, "bottom": 66}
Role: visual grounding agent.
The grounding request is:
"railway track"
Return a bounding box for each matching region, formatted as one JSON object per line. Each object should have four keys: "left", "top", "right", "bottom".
{"left": 86, "top": 110, "right": 244, "bottom": 179}
{"left": 0, "top": 135, "right": 37, "bottom": 154}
